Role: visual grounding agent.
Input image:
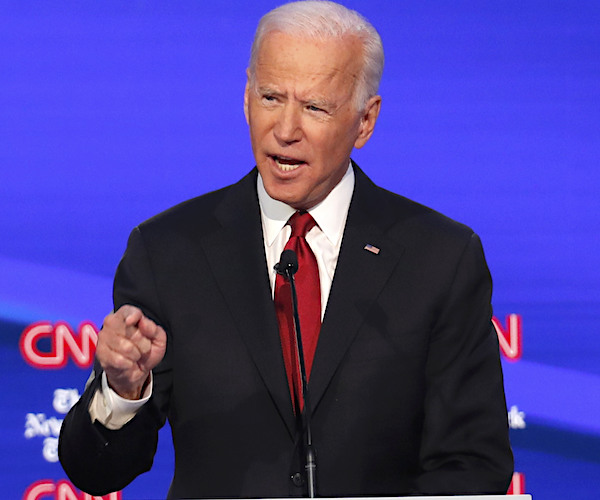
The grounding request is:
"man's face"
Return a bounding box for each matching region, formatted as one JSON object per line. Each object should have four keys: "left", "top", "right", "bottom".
{"left": 244, "top": 32, "right": 381, "bottom": 210}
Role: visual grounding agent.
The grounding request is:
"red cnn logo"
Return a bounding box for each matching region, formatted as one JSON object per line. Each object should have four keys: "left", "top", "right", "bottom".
{"left": 507, "top": 472, "right": 526, "bottom": 494}
{"left": 493, "top": 314, "right": 523, "bottom": 361}
{"left": 19, "top": 321, "right": 98, "bottom": 369}
{"left": 23, "top": 479, "right": 121, "bottom": 500}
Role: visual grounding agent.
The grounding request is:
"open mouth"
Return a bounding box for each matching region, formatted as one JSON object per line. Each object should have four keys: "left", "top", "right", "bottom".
{"left": 271, "top": 155, "right": 306, "bottom": 172}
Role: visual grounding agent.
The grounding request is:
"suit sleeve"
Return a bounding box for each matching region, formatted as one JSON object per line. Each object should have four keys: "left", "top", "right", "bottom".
{"left": 415, "top": 233, "right": 514, "bottom": 494}
{"left": 59, "top": 227, "right": 172, "bottom": 496}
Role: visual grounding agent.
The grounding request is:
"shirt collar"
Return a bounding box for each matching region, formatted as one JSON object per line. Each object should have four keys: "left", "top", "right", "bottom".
{"left": 257, "top": 163, "right": 355, "bottom": 247}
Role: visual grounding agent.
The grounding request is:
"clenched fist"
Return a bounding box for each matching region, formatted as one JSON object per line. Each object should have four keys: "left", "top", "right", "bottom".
{"left": 96, "top": 305, "right": 167, "bottom": 400}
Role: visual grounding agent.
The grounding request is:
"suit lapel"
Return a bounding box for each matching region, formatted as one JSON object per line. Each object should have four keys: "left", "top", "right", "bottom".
{"left": 198, "top": 170, "right": 297, "bottom": 437}
{"left": 308, "top": 166, "right": 406, "bottom": 411}
{"left": 196, "top": 166, "right": 406, "bottom": 432}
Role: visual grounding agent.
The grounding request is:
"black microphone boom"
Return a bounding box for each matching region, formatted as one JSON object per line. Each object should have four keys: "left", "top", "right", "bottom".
{"left": 274, "top": 249, "right": 317, "bottom": 498}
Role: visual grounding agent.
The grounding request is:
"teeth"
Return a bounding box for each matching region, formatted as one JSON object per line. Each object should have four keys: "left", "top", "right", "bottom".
{"left": 276, "top": 161, "right": 301, "bottom": 172}
{"left": 274, "top": 156, "right": 303, "bottom": 172}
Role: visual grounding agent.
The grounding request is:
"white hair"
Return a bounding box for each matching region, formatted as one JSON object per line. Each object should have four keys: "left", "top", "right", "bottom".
{"left": 248, "top": 0, "right": 384, "bottom": 111}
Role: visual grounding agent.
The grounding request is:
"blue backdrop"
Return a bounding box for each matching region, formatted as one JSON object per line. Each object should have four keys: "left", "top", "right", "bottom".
{"left": 1, "top": 1, "right": 599, "bottom": 498}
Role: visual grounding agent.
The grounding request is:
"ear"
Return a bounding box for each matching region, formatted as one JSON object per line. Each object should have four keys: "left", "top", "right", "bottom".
{"left": 243, "top": 70, "right": 251, "bottom": 125}
{"left": 354, "top": 95, "right": 382, "bottom": 149}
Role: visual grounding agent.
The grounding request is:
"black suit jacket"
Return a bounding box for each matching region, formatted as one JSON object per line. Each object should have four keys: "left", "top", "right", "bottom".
{"left": 59, "top": 165, "right": 513, "bottom": 498}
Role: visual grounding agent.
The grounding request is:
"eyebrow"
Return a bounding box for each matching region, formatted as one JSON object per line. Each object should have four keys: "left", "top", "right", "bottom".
{"left": 303, "top": 98, "right": 332, "bottom": 109}
{"left": 256, "top": 86, "right": 280, "bottom": 95}
{"left": 256, "top": 86, "right": 338, "bottom": 110}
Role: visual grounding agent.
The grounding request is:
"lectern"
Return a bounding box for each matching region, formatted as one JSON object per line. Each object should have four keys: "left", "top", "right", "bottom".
{"left": 202, "top": 496, "right": 531, "bottom": 500}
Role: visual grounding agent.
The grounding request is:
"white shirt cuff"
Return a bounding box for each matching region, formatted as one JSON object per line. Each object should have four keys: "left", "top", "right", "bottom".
{"left": 88, "top": 371, "right": 152, "bottom": 430}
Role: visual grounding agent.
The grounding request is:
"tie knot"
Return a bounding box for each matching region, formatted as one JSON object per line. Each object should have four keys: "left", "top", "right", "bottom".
{"left": 288, "top": 211, "right": 316, "bottom": 238}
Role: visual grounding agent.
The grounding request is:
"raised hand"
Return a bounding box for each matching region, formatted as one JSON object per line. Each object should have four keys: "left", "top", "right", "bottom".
{"left": 96, "top": 305, "right": 167, "bottom": 399}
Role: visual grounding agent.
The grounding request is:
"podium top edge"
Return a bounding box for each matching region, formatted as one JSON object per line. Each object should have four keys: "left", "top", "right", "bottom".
{"left": 200, "top": 496, "right": 532, "bottom": 500}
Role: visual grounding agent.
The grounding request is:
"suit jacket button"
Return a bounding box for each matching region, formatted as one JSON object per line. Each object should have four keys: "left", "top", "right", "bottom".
{"left": 291, "top": 472, "right": 304, "bottom": 487}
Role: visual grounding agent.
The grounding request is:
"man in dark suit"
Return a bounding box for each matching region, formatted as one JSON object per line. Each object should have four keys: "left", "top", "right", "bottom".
{"left": 59, "top": 1, "right": 513, "bottom": 498}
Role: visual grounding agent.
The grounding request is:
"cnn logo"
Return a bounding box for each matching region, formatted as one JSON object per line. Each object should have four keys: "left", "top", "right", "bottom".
{"left": 493, "top": 314, "right": 522, "bottom": 361}
{"left": 19, "top": 322, "right": 98, "bottom": 369}
{"left": 23, "top": 480, "right": 121, "bottom": 500}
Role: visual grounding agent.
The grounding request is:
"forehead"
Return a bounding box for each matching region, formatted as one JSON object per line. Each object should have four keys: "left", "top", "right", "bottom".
{"left": 254, "top": 32, "right": 362, "bottom": 90}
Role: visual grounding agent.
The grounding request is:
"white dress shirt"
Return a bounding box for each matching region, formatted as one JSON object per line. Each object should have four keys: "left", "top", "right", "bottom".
{"left": 89, "top": 164, "right": 355, "bottom": 428}
{"left": 258, "top": 164, "right": 354, "bottom": 319}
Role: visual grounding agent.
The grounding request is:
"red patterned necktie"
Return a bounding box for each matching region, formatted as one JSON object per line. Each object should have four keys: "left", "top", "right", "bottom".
{"left": 275, "top": 211, "right": 322, "bottom": 411}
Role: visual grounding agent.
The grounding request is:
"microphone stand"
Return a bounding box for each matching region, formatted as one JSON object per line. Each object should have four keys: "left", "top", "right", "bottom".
{"left": 285, "top": 266, "right": 317, "bottom": 498}
{"left": 277, "top": 250, "right": 317, "bottom": 497}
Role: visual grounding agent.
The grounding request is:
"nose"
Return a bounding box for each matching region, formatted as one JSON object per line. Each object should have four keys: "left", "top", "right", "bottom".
{"left": 273, "top": 104, "right": 302, "bottom": 144}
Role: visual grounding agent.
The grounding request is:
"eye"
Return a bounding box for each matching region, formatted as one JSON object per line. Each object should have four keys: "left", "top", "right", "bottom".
{"left": 307, "top": 104, "right": 325, "bottom": 113}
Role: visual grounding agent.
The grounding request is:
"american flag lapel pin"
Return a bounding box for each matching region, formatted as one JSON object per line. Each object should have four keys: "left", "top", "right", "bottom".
{"left": 364, "top": 243, "right": 380, "bottom": 255}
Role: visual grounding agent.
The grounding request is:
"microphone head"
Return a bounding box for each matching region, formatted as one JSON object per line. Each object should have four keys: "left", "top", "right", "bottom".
{"left": 275, "top": 249, "right": 298, "bottom": 276}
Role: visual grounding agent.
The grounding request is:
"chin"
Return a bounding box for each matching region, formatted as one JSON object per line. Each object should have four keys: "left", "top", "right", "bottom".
{"left": 273, "top": 192, "right": 303, "bottom": 208}
{"left": 262, "top": 180, "right": 299, "bottom": 205}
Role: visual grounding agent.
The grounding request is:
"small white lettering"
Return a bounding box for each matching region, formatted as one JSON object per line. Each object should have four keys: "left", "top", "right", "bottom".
{"left": 508, "top": 405, "right": 526, "bottom": 429}
{"left": 24, "top": 413, "right": 63, "bottom": 439}
{"left": 42, "top": 437, "right": 59, "bottom": 463}
{"left": 24, "top": 387, "right": 78, "bottom": 463}
{"left": 53, "top": 388, "right": 80, "bottom": 414}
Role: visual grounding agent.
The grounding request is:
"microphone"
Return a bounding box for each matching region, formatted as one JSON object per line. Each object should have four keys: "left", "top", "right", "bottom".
{"left": 275, "top": 249, "right": 317, "bottom": 498}
{"left": 275, "top": 249, "right": 298, "bottom": 277}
